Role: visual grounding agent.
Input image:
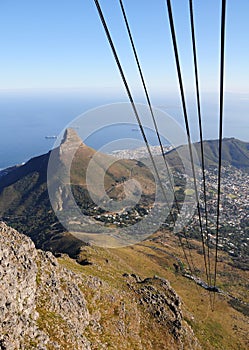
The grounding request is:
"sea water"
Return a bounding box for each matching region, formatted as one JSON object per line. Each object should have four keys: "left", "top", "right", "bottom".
{"left": 0, "top": 90, "right": 173, "bottom": 169}
{"left": 0, "top": 90, "right": 97, "bottom": 169}
{"left": 1, "top": 90, "right": 248, "bottom": 170}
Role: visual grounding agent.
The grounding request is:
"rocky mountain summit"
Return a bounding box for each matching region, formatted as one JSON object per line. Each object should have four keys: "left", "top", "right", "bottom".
{"left": 0, "top": 222, "right": 201, "bottom": 349}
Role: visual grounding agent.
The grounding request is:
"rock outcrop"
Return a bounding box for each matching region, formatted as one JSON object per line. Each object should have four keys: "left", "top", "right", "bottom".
{"left": 0, "top": 222, "right": 201, "bottom": 349}
{"left": 124, "top": 273, "right": 201, "bottom": 350}
{"left": 0, "top": 222, "right": 91, "bottom": 350}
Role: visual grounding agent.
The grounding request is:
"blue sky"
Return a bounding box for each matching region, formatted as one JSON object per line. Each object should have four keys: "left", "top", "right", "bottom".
{"left": 0, "top": 0, "right": 248, "bottom": 95}
{"left": 0, "top": 0, "right": 249, "bottom": 159}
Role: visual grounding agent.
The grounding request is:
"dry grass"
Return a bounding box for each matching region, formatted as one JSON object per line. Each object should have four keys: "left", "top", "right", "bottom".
{"left": 58, "top": 229, "right": 249, "bottom": 349}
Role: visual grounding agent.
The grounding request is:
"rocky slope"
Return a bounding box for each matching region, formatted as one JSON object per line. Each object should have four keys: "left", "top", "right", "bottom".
{"left": 0, "top": 221, "right": 91, "bottom": 350}
{"left": 0, "top": 222, "right": 201, "bottom": 349}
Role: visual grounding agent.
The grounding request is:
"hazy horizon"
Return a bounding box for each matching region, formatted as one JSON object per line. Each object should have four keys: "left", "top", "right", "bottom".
{"left": 0, "top": 88, "right": 248, "bottom": 170}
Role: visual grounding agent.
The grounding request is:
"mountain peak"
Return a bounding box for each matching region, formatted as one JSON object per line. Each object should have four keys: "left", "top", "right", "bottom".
{"left": 61, "top": 127, "right": 84, "bottom": 147}
{"left": 58, "top": 128, "right": 86, "bottom": 164}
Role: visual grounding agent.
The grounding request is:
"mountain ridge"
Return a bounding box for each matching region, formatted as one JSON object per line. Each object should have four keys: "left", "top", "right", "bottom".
{"left": 165, "top": 137, "right": 249, "bottom": 172}
{"left": 1, "top": 132, "right": 249, "bottom": 256}
{"left": 0, "top": 128, "right": 156, "bottom": 254}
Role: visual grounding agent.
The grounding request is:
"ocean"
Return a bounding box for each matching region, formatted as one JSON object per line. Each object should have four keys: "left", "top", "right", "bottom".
{"left": 1, "top": 90, "right": 248, "bottom": 170}
{"left": 0, "top": 90, "right": 97, "bottom": 169}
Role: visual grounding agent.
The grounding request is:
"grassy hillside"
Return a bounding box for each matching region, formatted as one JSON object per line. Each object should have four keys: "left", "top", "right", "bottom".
{"left": 58, "top": 229, "right": 249, "bottom": 350}
{"left": 166, "top": 137, "right": 249, "bottom": 171}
